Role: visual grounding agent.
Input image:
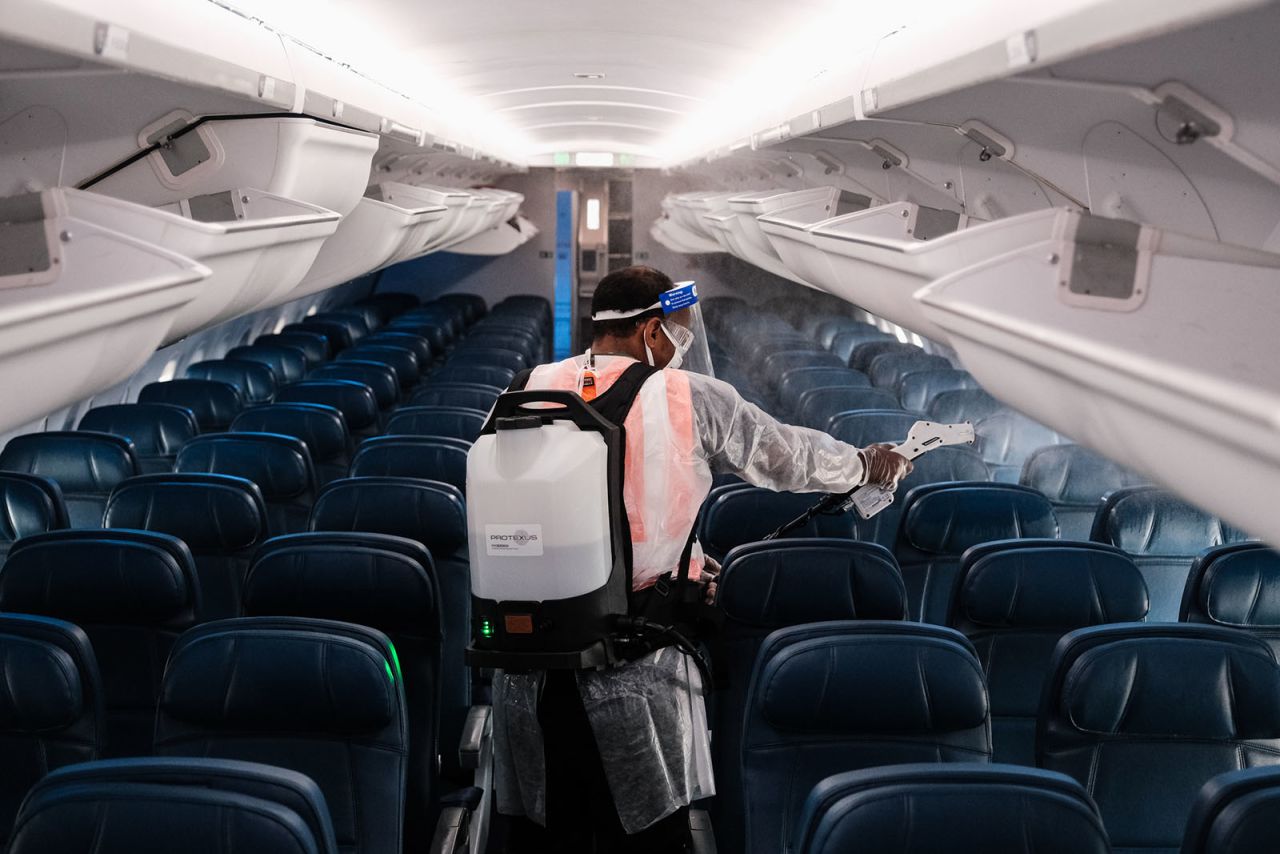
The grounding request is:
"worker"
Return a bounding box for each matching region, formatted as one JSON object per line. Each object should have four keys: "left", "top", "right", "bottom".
{"left": 493, "top": 265, "right": 912, "bottom": 853}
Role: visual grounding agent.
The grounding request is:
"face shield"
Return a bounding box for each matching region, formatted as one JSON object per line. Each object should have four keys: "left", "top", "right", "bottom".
{"left": 590, "top": 281, "right": 714, "bottom": 376}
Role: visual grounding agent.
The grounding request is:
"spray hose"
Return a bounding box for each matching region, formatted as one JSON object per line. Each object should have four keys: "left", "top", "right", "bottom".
{"left": 613, "top": 615, "right": 714, "bottom": 691}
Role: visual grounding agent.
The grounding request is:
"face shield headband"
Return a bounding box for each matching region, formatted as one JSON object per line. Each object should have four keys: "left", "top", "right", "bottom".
{"left": 590, "top": 282, "right": 714, "bottom": 375}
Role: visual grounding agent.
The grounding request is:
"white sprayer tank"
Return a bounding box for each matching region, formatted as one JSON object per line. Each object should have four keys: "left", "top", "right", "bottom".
{"left": 467, "top": 420, "right": 613, "bottom": 602}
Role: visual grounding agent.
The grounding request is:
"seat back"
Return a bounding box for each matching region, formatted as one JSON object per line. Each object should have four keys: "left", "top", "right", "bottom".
{"left": 698, "top": 485, "right": 858, "bottom": 562}
{"left": 338, "top": 345, "right": 421, "bottom": 389}
{"left": 741, "top": 621, "right": 991, "bottom": 854}
{"left": 1181, "top": 543, "right": 1280, "bottom": 656}
{"left": 445, "top": 346, "right": 528, "bottom": 373}
{"left": 794, "top": 764, "right": 1111, "bottom": 854}
{"left": 408, "top": 382, "right": 501, "bottom": 411}
{"left": 851, "top": 443, "right": 991, "bottom": 549}
{"left": 714, "top": 540, "right": 906, "bottom": 853}
{"left": 226, "top": 344, "right": 308, "bottom": 385}
{"left": 0, "top": 614, "right": 103, "bottom": 847}
{"left": 949, "top": 540, "right": 1148, "bottom": 764}
{"left": 12, "top": 757, "right": 339, "bottom": 854}
{"left": 156, "top": 617, "right": 407, "bottom": 854}
{"left": 104, "top": 474, "right": 268, "bottom": 620}
{"left": 797, "top": 388, "right": 902, "bottom": 430}
{"left": 0, "top": 529, "right": 200, "bottom": 757}
{"left": 0, "top": 473, "right": 68, "bottom": 559}
{"left": 866, "top": 351, "right": 952, "bottom": 389}
{"left": 245, "top": 533, "right": 441, "bottom": 850}
{"left": 349, "top": 436, "right": 470, "bottom": 492}
{"left": 927, "top": 388, "right": 1008, "bottom": 424}
{"left": 357, "top": 292, "right": 420, "bottom": 323}
{"left": 760, "top": 350, "right": 846, "bottom": 391}
{"left": 827, "top": 409, "right": 921, "bottom": 447}
{"left": 255, "top": 331, "right": 329, "bottom": 366}
{"left": 177, "top": 434, "right": 316, "bottom": 535}
{"left": 138, "top": 379, "right": 245, "bottom": 432}
{"left": 895, "top": 483, "right": 1059, "bottom": 623}
{"left": 850, "top": 340, "right": 921, "bottom": 372}
{"left": 283, "top": 320, "right": 354, "bottom": 352}
{"left": 976, "top": 411, "right": 1067, "bottom": 482}
{"left": 1092, "top": 486, "right": 1248, "bottom": 622}
{"left": 310, "top": 362, "right": 399, "bottom": 411}
{"left": 308, "top": 311, "right": 370, "bottom": 342}
{"left": 426, "top": 364, "right": 518, "bottom": 389}
{"left": 385, "top": 321, "right": 449, "bottom": 354}
{"left": 276, "top": 381, "right": 380, "bottom": 441}
{"left": 1040, "top": 624, "right": 1280, "bottom": 852}
{"left": 0, "top": 431, "right": 139, "bottom": 527}
{"left": 1183, "top": 766, "right": 1280, "bottom": 854}
{"left": 309, "top": 477, "right": 471, "bottom": 781}
{"left": 829, "top": 328, "right": 894, "bottom": 364}
{"left": 776, "top": 367, "right": 870, "bottom": 415}
{"left": 385, "top": 406, "right": 487, "bottom": 443}
{"left": 79, "top": 404, "right": 199, "bottom": 473}
{"left": 364, "top": 331, "right": 434, "bottom": 367}
{"left": 897, "top": 369, "right": 979, "bottom": 412}
{"left": 232, "top": 404, "right": 351, "bottom": 486}
{"left": 1021, "top": 445, "right": 1143, "bottom": 539}
{"left": 186, "top": 360, "right": 277, "bottom": 405}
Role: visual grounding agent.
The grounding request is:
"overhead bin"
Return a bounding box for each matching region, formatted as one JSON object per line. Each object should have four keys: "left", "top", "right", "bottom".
{"left": 391, "top": 185, "right": 479, "bottom": 255}
{"left": 756, "top": 188, "right": 873, "bottom": 288}
{"left": 0, "top": 189, "right": 208, "bottom": 433}
{"left": 90, "top": 116, "right": 380, "bottom": 218}
{"left": 63, "top": 188, "right": 340, "bottom": 341}
{"left": 916, "top": 208, "right": 1280, "bottom": 545}
{"left": 650, "top": 217, "right": 722, "bottom": 255}
{"left": 671, "top": 192, "right": 738, "bottom": 242}
{"left": 700, "top": 209, "right": 799, "bottom": 282}
{"left": 289, "top": 184, "right": 449, "bottom": 302}
{"left": 447, "top": 215, "right": 539, "bottom": 256}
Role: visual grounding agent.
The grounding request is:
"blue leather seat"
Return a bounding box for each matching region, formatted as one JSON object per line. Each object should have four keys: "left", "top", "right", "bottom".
{"left": 928, "top": 388, "right": 1008, "bottom": 425}
{"left": 741, "top": 621, "right": 991, "bottom": 854}
{"left": 186, "top": 359, "right": 277, "bottom": 405}
{"left": 850, "top": 340, "right": 921, "bottom": 373}
{"left": 427, "top": 363, "right": 518, "bottom": 389}
{"left": 795, "top": 764, "right": 1111, "bottom": 854}
{"left": 12, "top": 757, "right": 339, "bottom": 854}
{"left": 79, "top": 403, "right": 199, "bottom": 473}
{"left": 357, "top": 292, "right": 420, "bottom": 323}
{"left": 176, "top": 433, "right": 316, "bottom": 535}
{"left": 867, "top": 351, "right": 953, "bottom": 390}
{"left": 445, "top": 345, "right": 529, "bottom": 373}
{"left": 1180, "top": 543, "right": 1280, "bottom": 655}
{"left": 437, "top": 292, "right": 487, "bottom": 324}
{"left": 245, "top": 532, "right": 441, "bottom": 849}
{"left": 0, "top": 613, "right": 103, "bottom": 848}
{"left": 104, "top": 473, "right": 268, "bottom": 620}
{"left": 385, "top": 321, "right": 450, "bottom": 355}
{"left": 284, "top": 320, "right": 354, "bottom": 352}
{"left": 713, "top": 540, "right": 907, "bottom": 853}
{"left": 459, "top": 332, "right": 542, "bottom": 365}
{"left": 0, "top": 472, "right": 68, "bottom": 559}
{"left": 364, "top": 331, "right": 435, "bottom": 368}
{"left": 402, "top": 307, "right": 463, "bottom": 339}
{"left": 256, "top": 331, "right": 329, "bottom": 367}
{"left": 895, "top": 483, "right": 1059, "bottom": 623}
{"left": 338, "top": 344, "right": 422, "bottom": 389}
{"left": 798, "top": 388, "right": 903, "bottom": 430}
{"left": 309, "top": 311, "right": 371, "bottom": 342}
{"left": 817, "top": 319, "right": 880, "bottom": 351}
{"left": 761, "top": 350, "right": 847, "bottom": 392}
{"left": 385, "top": 406, "right": 487, "bottom": 443}
{"left": 277, "top": 381, "right": 381, "bottom": 443}
{"left": 698, "top": 484, "right": 858, "bottom": 562}
{"left": 0, "top": 431, "right": 139, "bottom": 527}
{"left": 830, "top": 328, "right": 894, "bottom": 364}
{"left": 232, "top": 404, "right": 351, "bottom": 486}
{"left": 827, "top": 408, "right": 920, "bottom": 447}
{"left": 309, "top": 477, "right": 472, "bottom": 782}
{"left": 409, "top": 382, "right": 502, "bottom": 410}
{"left": 1040, "top": 624, "right": 1280, "bottom": 853}
{"left": 139, "top": 379, "right": 245, "bottom": 432}
{"left": 226, "top": 344, "right": 308, "bottom": 385}
{"left": 0, "top": 529, "right": 199, "bottom": 757}
{"left": 310, "top": 362, "right": 399, "bottom": 414}
{"left": 1020, "top": 445, "right": 1143, "bottom": 539}
{"left": 155, "top": 617, "right": 407, "bottom": 854}
{"left": 976, "top": 411, "right": 1068, "bottom": 482}
{"left": 1092, "top": 486, "right": 1248, "bottom": 622}
{"left": 776, "top": 367, "right": 870, "bottom": 415}
{"left": 897, "top": 369, "right": 979, "bottom": 412}
{"left": 350, "top": 436, "right": 469, "bottom": 492}
{"left": 948, "top": 539, "right": 1148, "bottom": 765}
{"left": 1183, "top": 766, "right": 1280, "bottom": 854}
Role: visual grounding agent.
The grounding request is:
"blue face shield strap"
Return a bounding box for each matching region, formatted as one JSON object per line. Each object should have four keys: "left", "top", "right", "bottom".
{"left": 590, "top": 282, "right": 698, "bottom": 322}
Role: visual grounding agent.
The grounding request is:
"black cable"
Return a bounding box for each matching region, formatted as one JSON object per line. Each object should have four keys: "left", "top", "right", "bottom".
{"left": 614, "top": 616, "right": 714, "bottom": 690}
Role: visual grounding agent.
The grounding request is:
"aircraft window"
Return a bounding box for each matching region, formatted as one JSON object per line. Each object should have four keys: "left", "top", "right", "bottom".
{"left": 159, "top": 359, "right": 179, "bottom": 382}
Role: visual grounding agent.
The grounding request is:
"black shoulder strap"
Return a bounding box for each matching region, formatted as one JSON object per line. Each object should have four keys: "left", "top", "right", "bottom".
{"left": 507, "top": 368, "right": 534, "bottom": 392}
{"left": 590, "top": 362, "right": 660, "bottom": 427}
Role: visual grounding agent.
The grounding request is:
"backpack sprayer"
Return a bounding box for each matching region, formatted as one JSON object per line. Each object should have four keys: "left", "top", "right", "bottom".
{"left": 765, "top": 420, "right": 976, "bottom": 540}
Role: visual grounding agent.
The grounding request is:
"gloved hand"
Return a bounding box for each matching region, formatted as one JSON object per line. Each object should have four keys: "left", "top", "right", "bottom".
{"left": 860, "top": 443, "right": 914, "bottom": 489}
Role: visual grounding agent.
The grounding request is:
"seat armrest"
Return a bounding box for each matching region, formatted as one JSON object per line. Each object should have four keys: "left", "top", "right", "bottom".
{"left": 459, "top": 704, "right": 491, "bottom": 770}
{"left": 429, "top": 806, "right": 470, "bottom": 854}
{"left": 690, "top": 808, "right": 717, "bottom": 854}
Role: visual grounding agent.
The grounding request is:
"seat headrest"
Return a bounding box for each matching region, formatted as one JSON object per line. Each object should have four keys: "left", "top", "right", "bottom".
{"left": 0, "top": 633, "right": 85, "bottom": 730}
{"left": 699, "top": 486, "right": 858, "bottom": 559}
{"left": 828, "top": 410, "right": 922, "bottom": 448}
{"left": 1190, "top": 544, "right": 1280, "bottom": 628}
{"left": 1, "top": 529, "right": 199, "bottom": 626}
{"left": 339, "top": 346, "right": 421, "bottom": 385}
{"left": 1093, "top": 486, "right": 1244, "bottom": 555}
{"left": 850, "top": 341, "right": 921, "bottom": 373}
{"left": 409, "top": 383, "right": 502, "bottom": 409}
{"left": 897, "top": 370, "right": 978, "bottom": 412}
{"left": 186, "top": 360, "right": 277, "bottom": 405}
{"left": 255, "top": 332, "right": 328, "bottom": 366}
{"left": 1183, "top": 766, "right": 1280, "bottom": 854}
{"left": 78, "top": 404, "right": 199, "bottom": 456}
{"left": 428, "top": 365, "right": 518, "bottom": 388}
{"left": 975, "top": 411, "right": 1065, "bottom": 466}
{"left": 308, "top": 311, "right": 370, "bottom": 339}
{"left": 385, "top": 407, "right": 487, "bottom": 442}
{"left": 283, "top": 321, "right": 353, "bottom": 352}
{"left": 276, "top": 382, "right": 379, "bottom": 431}
{"left": 349, "top": 437, "right": 469, "bottom": 491}
{"left": 310, "top": 362, "right": 398, "bottom": 409}
{"left": 364, "top": 332, "right": 433, "bottom": 365}
{"left": 176, "top": 434, "right": 314, "bottom": 500}
{"left": 246, "top": 532, "right": 438, "bottom": 633}
{"left": 866, "top": 352, "right": 952, "bottom": 389}
{"left": 104, "top": 474, "right": 268, "bottom": 553}
{"left": 0, "top": 432, "right": 138, "bottom": 493}
{"left": 958, "top": 543, "right": 1148, "bottom": 629}
{"left": 310, "top": 477, "right": 467, "bottom": 555}
{"left": 756, "top": 622, "right": 987, "bottom": 733}
{"left": 720, "top": 540, "right": 906, "bottom": 626}
{"left": 1050, "top": 625, "right": 1280, "bottom": 739}
{"left": 901, "top": 483, "right": 1058, "bottom": 555}
{"left": 1021, "top": 445, "right": 1137, "bottom": 505}
{"left": 225, "top": 346, "right": 307, "bottom": 386}
{"left": 138, "top": 380, "right": 244, "bottom": 431}
{"left": 0, "top": 473, "right": 68, "bottom": 543}
{"left": 927, "top": 389, "right": 1007, "bottom": 425}
{"left": 231, "top": 405, "right": 348, "bottom": 462}
{"left": 161, "top": 619, "right": 398, "bottom": 733}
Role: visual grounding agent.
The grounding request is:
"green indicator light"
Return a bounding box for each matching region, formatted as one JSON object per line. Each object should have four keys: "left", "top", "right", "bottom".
{"left": 553, "top": 152, "right": 571, "bottom": 166}
{"left": 480, "top": 618, "right": 495, "bottom": 639}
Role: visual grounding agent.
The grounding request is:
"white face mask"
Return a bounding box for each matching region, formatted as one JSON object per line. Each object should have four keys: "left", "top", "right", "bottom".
{"left": 648, "top": 320, "right": 693, "bottom": 369}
